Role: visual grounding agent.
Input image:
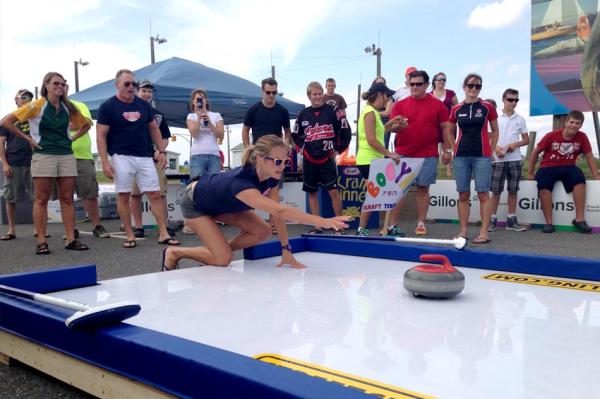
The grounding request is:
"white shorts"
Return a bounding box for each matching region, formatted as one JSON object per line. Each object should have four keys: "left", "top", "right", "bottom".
{"left": 111, "top": 154, "right": 160, "bottom": 194}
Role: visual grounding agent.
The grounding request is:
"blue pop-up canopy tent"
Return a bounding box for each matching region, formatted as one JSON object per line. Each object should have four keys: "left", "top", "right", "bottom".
{"left": 71, "top": 57, "right": 304, "bottom": 127}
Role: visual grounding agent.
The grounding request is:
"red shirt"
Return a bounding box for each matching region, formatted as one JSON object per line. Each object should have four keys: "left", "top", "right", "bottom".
{"left": 390, "top": 95, "right": 449, "bottom": 157}
{"left": 537, "top": 129, "right": 592, "bottom": 168}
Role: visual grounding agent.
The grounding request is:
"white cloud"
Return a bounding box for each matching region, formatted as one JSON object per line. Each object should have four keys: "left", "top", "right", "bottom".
{"left": 467, "top": 0, "right": 528, "bottom": 29}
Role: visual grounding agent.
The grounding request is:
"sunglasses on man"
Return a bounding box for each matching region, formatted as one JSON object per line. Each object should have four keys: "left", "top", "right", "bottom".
{"left": 409, "top": 82, "right": 426, "bottom": 87}
{"left": 264, "top": 90, "right": 278, "bottom": 96}
{"left": 505, "top": 98, "right": 519, "bottom": 103}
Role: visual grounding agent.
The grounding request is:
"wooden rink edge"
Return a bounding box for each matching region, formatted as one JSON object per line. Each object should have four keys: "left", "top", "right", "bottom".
{"left": 0, "top": 330, "right": 174, "bottom": 399}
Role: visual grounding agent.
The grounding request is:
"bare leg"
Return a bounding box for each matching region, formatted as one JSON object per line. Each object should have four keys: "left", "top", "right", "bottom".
{"left": 490, "top": 192, "right": 501, "bottom": 216}
{"left": 307, "top": 191, "right": 320, "bottom": 216}
{"left": 572, "top": 183, "right": 587, "bottom": 221}
{"left": 415, "top": 185, "right": 430, "bottom": 224}
{"left": 164, "top": 211, "right": 269, "bottom": 268}
{"left": 538, "top": 189, "right": 554, "bottom": 224}
{"left": 328, "top": 189, "right": 343, "bottom": 217}
{"left": 146, "top": 191, "right": 176, "bottom": 242}
{"left": 83, "top": 198, "right": 101, "bottom": 227}
{"left": 5, "top": 202, "right": 15, "bottom": 235}
{"left": 130, "top": 193, "right": 143, "bottom": 229}
{"left": 457, "top": 191, "right": 470, "bottom": 238}
{"left": 506, "top": 192, "right": 518, "bottom": 215}
{"left": 117, "top": 192, "right": 135, "bottom": 241}
{"left": 477, "top": 191, "right": 491, "bottom": 239}
{"left": 32, "top": 177, "right": 52, "bottom": 245}
{"left": 56, "top": 177, "right": 77, "bottom": 243}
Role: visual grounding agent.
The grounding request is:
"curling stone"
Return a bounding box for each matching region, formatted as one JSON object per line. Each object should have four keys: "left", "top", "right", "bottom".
{"left": 403, "top": 254, "right": 464, "bottom": 299}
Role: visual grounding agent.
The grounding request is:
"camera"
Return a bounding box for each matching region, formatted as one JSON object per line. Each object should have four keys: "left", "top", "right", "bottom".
{"left": 196, "top": 98, "right": 203, "bottom": 108}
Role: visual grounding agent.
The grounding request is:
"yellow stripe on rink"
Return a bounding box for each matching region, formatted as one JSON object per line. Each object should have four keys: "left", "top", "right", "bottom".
{"left": 483, "top": 273, "right": 600, "bottom": 293}
{"left": 255, "top": 353, "right": 435, "bottom": 399}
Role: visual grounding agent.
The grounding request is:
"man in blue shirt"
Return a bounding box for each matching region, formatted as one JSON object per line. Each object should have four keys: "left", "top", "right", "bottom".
{"left": 96, "top": 69, "right": 179, "bottom": 248}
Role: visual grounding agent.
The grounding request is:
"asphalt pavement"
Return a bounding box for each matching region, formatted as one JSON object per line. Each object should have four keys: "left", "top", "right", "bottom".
{"left": 0, "top": 218, "right": 599, "bottom": 398}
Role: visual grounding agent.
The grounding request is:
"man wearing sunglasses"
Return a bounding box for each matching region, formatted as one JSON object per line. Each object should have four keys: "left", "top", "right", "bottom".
{"left": 241, "top": 77, "right": 292, "bottom": 148}
{"left": 386, "top": 70, "right": 452, "bottom": 237}
{"left": 96, "top": 69, "right": 179, "bottom": 248}
{"left": 0, "top": 90, "right": 34, "bottom": 241}
{"left": 489, "top": 89, "right": 529, "bottom": 233}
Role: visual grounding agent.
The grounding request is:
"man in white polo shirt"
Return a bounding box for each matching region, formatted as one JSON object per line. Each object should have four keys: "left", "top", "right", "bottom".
{"left": 489, "top": 88, "right": 529, "bottom": 232}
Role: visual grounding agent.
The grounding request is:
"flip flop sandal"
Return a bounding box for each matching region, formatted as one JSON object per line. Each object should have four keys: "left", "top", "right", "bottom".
{"left": 123, "top": 240, "right": 137, "bottom": 249}
{"left": 161, "top": 248, "right": 180, "bottom": 271}
{"left": 158, "top": 237, "right": 181, "bottom": 246}
{"left": 65, "top": 239, "right": 89, "bottom": 250}
{"left": 35, "top": 242, "right": 51, "bottom": 255}
{"left": 0, "top": 233, "right": 16, "bottom": 241}
{"left": 472, "top": 236, "right": 491, "bottom": 244}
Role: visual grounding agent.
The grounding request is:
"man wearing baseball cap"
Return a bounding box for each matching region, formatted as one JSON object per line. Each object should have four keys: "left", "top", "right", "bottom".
{"left": 386, "top": 66, "right": 417, "bottom": 150}
{"left": 0, "top": 90, "right": 34, "bottom": 240}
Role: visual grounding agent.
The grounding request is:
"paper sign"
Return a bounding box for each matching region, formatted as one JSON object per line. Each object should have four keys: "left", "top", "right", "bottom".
{"left": 362, "top": 158, "right": 423, "bottom": 212}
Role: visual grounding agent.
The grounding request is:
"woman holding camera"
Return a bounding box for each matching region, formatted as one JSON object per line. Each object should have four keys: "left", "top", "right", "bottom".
{"left": 184, "top": 89, "right": 225, "bottom": 234}
{"left": 187, "top": 89, "right": 224, "bottom": 179}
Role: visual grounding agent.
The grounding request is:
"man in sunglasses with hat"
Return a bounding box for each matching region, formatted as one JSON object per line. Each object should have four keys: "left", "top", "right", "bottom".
{"left": 0, "top": 89, "right": 34, "bottom": 240}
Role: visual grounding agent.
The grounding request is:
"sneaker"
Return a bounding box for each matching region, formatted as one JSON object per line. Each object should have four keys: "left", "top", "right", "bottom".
{"left": 92, "top": 224, "right": 111, "bottom": 238}
{"left": 572, "top": 219, "right": 592, "bottom": 234}
{"left": 133, "top": 228, "right": 145, "bottom": 238}
{"left": 167, "top": 227, "right": 177, "bottom": 237}
{"left": 506, "top": 216, "right": 527, "bottom": 232}
{"left": 357, "top": 227, "right": 369, "bottom": 236}
{"left": 386, "top": 225, "right": 405, "bottom": 237}
{"left": 542, "top": 224, "right": 555, "bottom": 233}
{"left": 488, "top": 216, "right": 497, "bottom": 232}
{"left": 415, "top": 224, "right": 427, "bottom": 235}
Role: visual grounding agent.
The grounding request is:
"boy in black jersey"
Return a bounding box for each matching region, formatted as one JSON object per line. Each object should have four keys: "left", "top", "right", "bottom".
{"left": 292, "top": 82, "right": 351, "bottom": 233}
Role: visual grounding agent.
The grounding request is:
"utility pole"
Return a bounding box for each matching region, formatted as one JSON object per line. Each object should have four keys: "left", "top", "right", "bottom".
{"left": 364, "top": 44, "right": 382, "bottom": 77}
{"left": 73, "top": 58, "right": 89, "bottom": 93}
{"left": 150, "top": 34, "right": 167, "bottom": 64}
{"left": 355, "top": 83, "right": 361, "bottom": 153}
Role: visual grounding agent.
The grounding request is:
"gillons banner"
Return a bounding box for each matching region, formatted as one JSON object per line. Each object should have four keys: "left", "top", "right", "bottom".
{"left": 362, "top": 158, "right": 423, "bottom": 212}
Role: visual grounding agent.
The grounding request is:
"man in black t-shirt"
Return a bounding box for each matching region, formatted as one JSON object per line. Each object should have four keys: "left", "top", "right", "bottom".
{"left": 242, "top": 77, "right": 292, "bottom": 148}
{"left": 0, "top": 89, "right": 34, "bottom": 240}
{"left": 96, "top": 69, "right": 179, "bottom": 248}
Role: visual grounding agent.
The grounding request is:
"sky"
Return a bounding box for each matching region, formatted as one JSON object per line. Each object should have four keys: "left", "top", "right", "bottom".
{"left": 1, "top": 0, "right": 599, "bottom": 164}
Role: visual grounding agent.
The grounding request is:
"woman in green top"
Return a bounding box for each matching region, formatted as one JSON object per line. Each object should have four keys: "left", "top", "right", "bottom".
{"left": 1, "top": 72, "right": 91, "bottom": 254}
{"left": 355, "top": 82, "right": 405, "bottom": 236}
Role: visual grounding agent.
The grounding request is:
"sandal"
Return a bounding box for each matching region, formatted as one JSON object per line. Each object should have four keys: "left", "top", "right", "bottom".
{"left": 123, "top": 240, "right": 137, "bottom": 249}
{"left": 0, "top": 233, "right": 16, "bottom": 241}
{"left": 472, "top": 236, "right": 491, "bottom": 244}
{"left": 158, "top": 237, "right": 181, "bottom": 246}
{"left": 36, "top": 242, "right": 51, "bottom": 255}
{"left": 65, "top": 239, "right": 89, "bottom": 251}
{"left": 161, "top": 248, "right": 180, "bottom": 271}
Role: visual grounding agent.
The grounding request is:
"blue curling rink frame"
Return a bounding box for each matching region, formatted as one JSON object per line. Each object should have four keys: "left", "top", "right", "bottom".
{"left": 1, "top": 235, "right": 600, "bottom": 398}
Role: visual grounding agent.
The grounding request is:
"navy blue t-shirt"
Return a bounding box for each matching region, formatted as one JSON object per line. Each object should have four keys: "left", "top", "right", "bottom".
{"left": 243, "top": 102, "right": 291, "bottom": 144}
{"left": 192, "top": 166, "right": 279, "bottom": 215}
{"left": 97, "top": 96, "right": 154, "bottom": 157}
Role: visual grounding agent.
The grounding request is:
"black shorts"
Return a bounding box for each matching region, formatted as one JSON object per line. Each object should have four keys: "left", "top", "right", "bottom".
{"left": 302, "top": 157, "right": 338, "bottom": 193}
{"left": 535, "top": 165, "right": 586, "bottom": 193}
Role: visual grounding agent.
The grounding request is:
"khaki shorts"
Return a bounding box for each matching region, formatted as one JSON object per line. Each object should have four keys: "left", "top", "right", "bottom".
{"left": 132, "top": 161, "right": 168, "bottom": 196}
{"left": 179, "top": 182, "right": 204, "bottom": 219}
{"left": 3, "top": 165, "right": 33, "bottom": 203}
{"left": 31, "top": 153, "right": 77, "bottom": 178}
{"left": 75, "top": 159, "right": 99, "bottom": 199}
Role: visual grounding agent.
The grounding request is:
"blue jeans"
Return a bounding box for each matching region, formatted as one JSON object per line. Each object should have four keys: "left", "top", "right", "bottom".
{"left": 190, "top": 154, "right": 221, "bottom": 180}
{"left": 453, "top": 156, "right": 492, "bottom": 193}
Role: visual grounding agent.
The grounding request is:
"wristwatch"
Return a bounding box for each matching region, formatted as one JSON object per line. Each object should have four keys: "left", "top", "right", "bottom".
{"left": 281, "top": 244, "right": 292, "bottom": 252}
{"left": 444, "top": 149, "right": 453, "bottom": 154}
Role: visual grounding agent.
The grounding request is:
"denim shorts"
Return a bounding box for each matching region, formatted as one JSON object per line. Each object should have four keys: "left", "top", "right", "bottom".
{"left": 453, "top": 156, "right": 492, "bottom": 193}
{"left": 414, "top": 157, "right": 438, "bottom": 187}
{"left": 190, "top": 154, "right": 221, "bottom": 180}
